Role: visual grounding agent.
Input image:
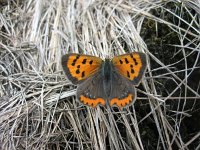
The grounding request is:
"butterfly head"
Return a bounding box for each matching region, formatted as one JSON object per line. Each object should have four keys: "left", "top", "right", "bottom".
{"left": 104, "top": 58, "right": 111, "bottom": 62}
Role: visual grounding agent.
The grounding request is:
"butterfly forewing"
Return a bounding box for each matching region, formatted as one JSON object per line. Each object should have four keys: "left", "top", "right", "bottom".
{"left": 112, "top": 52, "right": 147, "bottom": 85}
{"left": 62, "top": 54, "right": 103, "bottom": 84}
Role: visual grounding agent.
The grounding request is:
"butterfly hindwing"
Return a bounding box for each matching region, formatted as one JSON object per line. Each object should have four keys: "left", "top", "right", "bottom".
{"left": 109, "top": 71, "right": 136, "bottom": 109}
{"left": 62, "top": 53, "right": 103, "bottom": 84}
{"left": 112, "top": 52, "right": 147, "bottom": 85}
{"left": 76, "top": 72, "right": 106, "bottom": 107}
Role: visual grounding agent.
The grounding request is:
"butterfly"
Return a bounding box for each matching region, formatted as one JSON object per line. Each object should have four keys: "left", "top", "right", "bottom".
{"left": 62, "top": 52, "right": 147, "bottom": 109}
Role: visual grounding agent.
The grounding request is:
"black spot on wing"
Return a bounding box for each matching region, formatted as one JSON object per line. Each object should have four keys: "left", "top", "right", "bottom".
{"left": 119, "top": 60, "right": 123, "bottom": 64}
{"left": 71, "top": 55, "right": 80, "bottom": 66}
{"left": 82, "top": 59, "right": 87, "bottom": 64}
{"left": 130, "top": 54, "right": 138, "bottom": 65}
{"left": 127, "top": 71, "right": 130, "bottom": 78}
{"left": 131, "top": 69, "right": 134, "bottom": 74}
{"left": 133, "top": 58, "right": 138, "bottom": 65}
{"left": 89, "top": 60, "right": 93, "bottom": 65}
{"left": 76, "top": 69, "right": 80, "bottom": 74}
{"left": 82, "top": 71, "right": 85, "bottom": 78}
{"left": 130, "top": 54, "right": 134, "bottom": 58}
{"left": 125, "top": 58, "right": 129, "bottom": 64}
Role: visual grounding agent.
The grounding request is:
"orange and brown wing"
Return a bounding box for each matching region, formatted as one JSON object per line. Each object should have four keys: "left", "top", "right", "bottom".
{"left": 109, "top": 52, "right": 147, "bottom": 109}
{"left": 62, "top": 53, "right": 103, "bottom": 84}
{"left": 112, "top": 52, "right": 147, "bottom": 86}
{"left": 107, "top": 69, "right": 136, "bottom": 109}
{"left": 76, "top": 73, "right": 107, "bottom": 108}
{"left": 110, "top": 94, "right": 134, "bottom": 109}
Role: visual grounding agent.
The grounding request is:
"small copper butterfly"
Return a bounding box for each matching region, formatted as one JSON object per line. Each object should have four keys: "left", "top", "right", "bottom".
{"left": 62, "top": 52, "right": 147, "bottom": 109}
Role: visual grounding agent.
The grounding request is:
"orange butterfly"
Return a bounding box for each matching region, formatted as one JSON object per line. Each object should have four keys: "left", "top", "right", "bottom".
{"left": 62, "top": 52, "right": 147, "bottom": 109}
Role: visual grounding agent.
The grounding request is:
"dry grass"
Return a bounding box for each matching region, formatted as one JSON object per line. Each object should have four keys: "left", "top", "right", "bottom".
{"left": 0, "top": 0, "right": 200, "bottom": 149}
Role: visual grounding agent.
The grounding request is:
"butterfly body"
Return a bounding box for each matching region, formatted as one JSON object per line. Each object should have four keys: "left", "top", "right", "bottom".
{"left": 62, "top": 52, "right": 147, "bottom": 109}
{"left": 101, "top": 59, "right": 113, "bottom": 98}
